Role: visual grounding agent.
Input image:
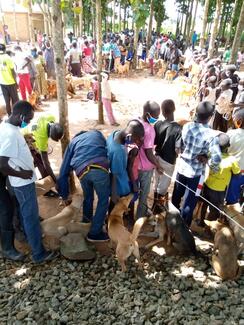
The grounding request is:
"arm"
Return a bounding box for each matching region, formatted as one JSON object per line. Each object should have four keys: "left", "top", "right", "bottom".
{"left": 127, "top": 148, "right": 139, "bottom": 192}
{"left": 0, "top": 157, "right": 33, "bottom": 179}
{"left": 40, "top": 151, "right": 56, "bottom": 182}
{"left": 56, "top": 145, "right": 73, "bottom": 199}
{"left": 144, "top": 148, "right": 163, "bottom": 174}
{"left": 208, "top": 137, "right": 222, "bottom": 173}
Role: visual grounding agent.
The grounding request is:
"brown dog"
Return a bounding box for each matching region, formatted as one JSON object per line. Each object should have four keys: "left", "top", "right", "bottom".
{"left": 165, "top": 70, "right": 177, "bottom": 83}
{"left": 205, "top": 220, "right": 241, "bottom": 280}
{"left": 41, "top": 193, "right": 82, "bottom": 237}
{"left": 108, "top": 195, "right": 147, "bottom": 271}
{"left": 117, "top": 61, "right": 130, "bottom": 76}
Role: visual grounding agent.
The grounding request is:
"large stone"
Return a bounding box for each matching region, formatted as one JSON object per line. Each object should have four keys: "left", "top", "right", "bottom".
{"left": 60, "top": 233, "right": 96, "bottom": 260}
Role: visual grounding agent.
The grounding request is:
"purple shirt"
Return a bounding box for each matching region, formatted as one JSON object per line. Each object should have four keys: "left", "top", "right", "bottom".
{"left": 138, "top": 118, "right": 156, "bottom": 171}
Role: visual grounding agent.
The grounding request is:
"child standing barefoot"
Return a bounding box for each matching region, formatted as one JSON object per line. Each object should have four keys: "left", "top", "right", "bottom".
{"left": 101, "top": 71, "right": 119, "bottom": 126}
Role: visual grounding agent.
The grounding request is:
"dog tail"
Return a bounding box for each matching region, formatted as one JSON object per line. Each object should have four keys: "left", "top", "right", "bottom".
{"left": 131, "top": 217, "right": 147, "bottom": 241}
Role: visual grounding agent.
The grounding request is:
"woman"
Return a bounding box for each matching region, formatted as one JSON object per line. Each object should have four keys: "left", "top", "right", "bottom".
{"left": 82, "top": 41, "right": 93, "bottom": 74}
{"left": 34, "top": 51, "right": 48, "bottom": 100}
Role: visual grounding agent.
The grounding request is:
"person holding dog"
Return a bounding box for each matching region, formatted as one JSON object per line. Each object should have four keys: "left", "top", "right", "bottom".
{"left": 172, "top": 101, "right": 222, "bottom": 227}
{"left": 0, "top": 100, "right": 58, "bottom": 263}
{"left": 57, "top": 130, "right": 111, "bottom": 242}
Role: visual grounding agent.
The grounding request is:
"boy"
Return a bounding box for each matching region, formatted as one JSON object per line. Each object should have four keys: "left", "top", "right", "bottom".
{"left": 199, "top": 133, "right": 240, "bottom": 226}
{"left": 136, "top": 101, "right": 164, "bottom": 219}
{"left": 107, "top": 120, "right": 144, "bottom": 208}
{"left": 153, "top": 100, "right": 181, "bottom": 212}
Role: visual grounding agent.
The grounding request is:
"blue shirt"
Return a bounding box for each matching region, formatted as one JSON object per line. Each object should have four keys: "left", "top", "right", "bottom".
{"left": 111, "top": 43, "right": 121, "bottom": 58}
{"left": 58, "top": 130, "right": 109, "bottom": 199}
{"left": 107, "top": 131, "right": 130, "bottom": 196}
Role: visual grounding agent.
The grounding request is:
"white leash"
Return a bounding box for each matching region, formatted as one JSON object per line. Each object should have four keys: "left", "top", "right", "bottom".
{"left": 163, "top": 171, "right": 244, "bottom": 232}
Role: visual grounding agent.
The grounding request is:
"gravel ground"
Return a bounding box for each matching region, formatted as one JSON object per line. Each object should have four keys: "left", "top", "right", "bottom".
{"left": 0, "top": 248, "right": 243, "bottom": 325}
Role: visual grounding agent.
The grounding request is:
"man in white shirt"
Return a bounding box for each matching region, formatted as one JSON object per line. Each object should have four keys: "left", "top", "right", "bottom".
{"left": 0, "top": 100, "right": 58, "bottom": 263}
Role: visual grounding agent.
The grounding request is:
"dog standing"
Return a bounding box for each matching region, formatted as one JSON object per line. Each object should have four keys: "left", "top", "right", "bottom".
{"left": 108, "top": 195, "right": 147, "bottom": 271}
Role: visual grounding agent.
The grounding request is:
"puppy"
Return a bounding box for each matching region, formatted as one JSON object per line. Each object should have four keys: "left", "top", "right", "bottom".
{"left": 147, "top": 199, "right": 197, "bottom": 255}
{"left": 41, "top": 193, "right": 82, "bottom": 237}
{"left": 117, "top": 61, "right": 130, "bottom": 76}
{"left": 108, "top": 195, "right": 147, "bottom": 271}
{"left": 206, "top": 220, "right": 241, "bottom": 280}
{"left": 165, "top": 70, "right": 177, "bottom": 82}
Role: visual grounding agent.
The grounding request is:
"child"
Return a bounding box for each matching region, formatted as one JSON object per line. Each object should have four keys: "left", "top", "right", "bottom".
{"left": 101, "top": 71, "right": 119, "bottom": 126}
{"left": 202, "top": 76, "right": 217, "bottom": 106}
{"left": 226, "top": 108, "right": 244, "bottom": 205}
{"left": 153, "top": 100, "right": 182, "bottom": 212}
{"left": 136, "top": 101, "right": 164, "bottom": 219}
{"left": 212, "top": 78, "right": 233, "bottom": 132}
{"left": 199, "top": 133, "right": 240, "bottom": 226}
{"left": 107, "top": 120, "right": 144, "bottom": 211}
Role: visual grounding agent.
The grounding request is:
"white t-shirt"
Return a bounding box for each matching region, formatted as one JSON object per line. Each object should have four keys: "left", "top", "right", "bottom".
{"left": 14, "top": 51, "right": 29, "bottom": 74}
{"left": 227, "top": 128, "right": 244, "bottom": 171}
{"left": 0, "top": 122, "right": 36, "bottom": 187}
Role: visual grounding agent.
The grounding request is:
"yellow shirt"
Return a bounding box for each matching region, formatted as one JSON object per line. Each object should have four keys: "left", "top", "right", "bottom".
{"left": 32, "top": 115, "right": 56, "bottom": 152}
{"left": 0, "top": 53, "right": 16, "bottom": 85}
{"left": 205, "top": 153, "right": 240, "bottom": 191}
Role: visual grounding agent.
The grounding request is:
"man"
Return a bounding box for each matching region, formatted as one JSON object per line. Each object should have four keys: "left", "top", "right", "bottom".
{"left": 223, "top": 46, "right": 231, "bottom": 64}
{"left": 169, "top": 44, "right": 181, "bottom": 78}
{"left": 0, "top": 100, "right": 58, "bottom": 263}
{"left": 14, "top": 46, "right": 33, "bottom": 100}
{"left": 191, "top": 31, "right": 197, "bottom": 50}
{"left": 30, "top": 115, "right": 63, "bottom": 196}
{"left": 57, "top": 130, "right": 110, "bottom": 242}
{"left": 44, "top": 42, "right": 55, "bottom": 79}
{"left": 172, "top": 101, "right": 222, "bottom": 226}
{"left": 0, "top": 44, "right": 19, "bottom": 116}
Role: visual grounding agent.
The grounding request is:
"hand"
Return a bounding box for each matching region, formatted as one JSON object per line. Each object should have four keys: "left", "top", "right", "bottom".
{"left": 157, "top": 166, "right": 164, "bottom": 175}
{"left": 197, "top": 154, "right": 208, "bottom": 164}
{"left": 18, "top": 168, "right": 33, "bottom": 179}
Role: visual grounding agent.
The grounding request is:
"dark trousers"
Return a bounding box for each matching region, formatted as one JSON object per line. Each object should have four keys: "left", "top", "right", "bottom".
{"left": 172, "top": 173, "right": 201, "bottom": 226}
{"left": 212, "top": 111, "right": 228, "bottom": 132}
{"left": 0, "top": 83, "right": 19, "bottom": 116}
{"left": 200, "top": 185, "right": 225, "bottom": 221}
{"left": 0, "top": 173, "right": 14, "bottom": 231}
{"left": 70, "top": 63, "right": 82, "bottom": 77}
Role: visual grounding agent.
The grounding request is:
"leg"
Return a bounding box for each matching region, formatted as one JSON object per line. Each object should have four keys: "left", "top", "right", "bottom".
{"left": 1, "top": 84, "right": 11, "bottom": 116}
{"left": 171, "top": 173, "right": 187, "bottom": 209}
{"left": 181, "top": 175, "right": 201, "bottom": 226}
{"left": 18, "top": 74, "right": 27, "bottom": 100}
{"left": 0, "top": 174, "right": 14, "bottom": 231}
{"left": 24, "top": 73, "right": 33, "bottom": 96}
{"left": 88, "top": 169, "right": 110, "bottom": 236}
{"left": 80, "top": 174, "right": 94, "bottom": 222}
{"left": 13, "top": 183, "right": 46, "bottom": 261}
{"left": 102, "top": 98, "right": 116, "bottom": 125}
{"left": 136, "top": 170, "right": 153, "bottom": 219}
{"left": 155, "top": 157, "right": 175, "bottom": 196}
{"left": 9, "top": 84, "right": 19, "bottom": 107}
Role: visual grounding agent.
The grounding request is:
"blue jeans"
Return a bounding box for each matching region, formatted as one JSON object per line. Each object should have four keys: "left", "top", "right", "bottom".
{"left": 226, "top": 174, "right": 244, "bottom": 204}
{"left": 172, "top": 173, "right": 201, "bottom": 226}
{"left": 136, "top": 170, "right": 153, "bottom": 219}
{"left": 13, "top": 183, "right": 46, "bottom": 262}
{"left": 80, "top": 169, "right": 110, "bottom": 236}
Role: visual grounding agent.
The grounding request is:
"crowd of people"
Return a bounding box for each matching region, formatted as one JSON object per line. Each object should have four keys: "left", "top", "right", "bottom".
{"left": 0, "top": 27, "right": 244, "bottom": 264}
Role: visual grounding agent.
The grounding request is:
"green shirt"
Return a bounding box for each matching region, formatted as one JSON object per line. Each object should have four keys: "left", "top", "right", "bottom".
{"left": 223, "top": 49, "right": 231, "bottom": 63}
{"left": 0, "top": 53, "right": 16, "bottom": 85}
{"left": 32, "top": 115, "right": 55, "bottom": 152}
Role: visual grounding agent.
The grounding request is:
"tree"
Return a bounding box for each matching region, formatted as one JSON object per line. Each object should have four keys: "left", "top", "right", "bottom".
{"left": 185, "top": 0, "right": 194, "bottom": 45}
{"left": 208, "top": 0, "right": 222, "bottom": 58}
{"left": 154, "top": 0, "right": 167, "bottom": 34}
{"left": 79, "top": 0, "right": 83, "bottom": 36}
{"left": 27, "top": 0, "right": 35, "bottom": 43}
{"left": 146, "top": 0, "right": 154, "bottom": 51}
{"left": 96, "top": 0, "right": 104, "bottom": 124}
{"left": 200, "top": 0, "right": 210, "bottom": 49}
{"left": 190, "top": 0, "right": 199, "bottom": 39}
{"left": 225, "top": 0, "right": 239, "bottom": 48}
{"left": 230, "top": 0, "right": 244, "bottom": 63}
{"left": 51, "top": 0, "right": 70, "bottom": 155}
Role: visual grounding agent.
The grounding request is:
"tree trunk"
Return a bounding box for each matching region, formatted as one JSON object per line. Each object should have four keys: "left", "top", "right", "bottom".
{"left": 92, "top": 5, "right": 96, "bottom": 42}
{"left": 175, "top": 11, "right": 180, "bottom": 36}
{"left": 218, "top": 1, "right": 226, "bottom": 40}
{"left": 146, "top": 0, "right": 154, "bottom": 52}
{"left": 183, "top": 0, "right": 190, "bottom": 39}
{"left": 225, "top": 0, "right": 239, "bottom": 49}
{"left": 123, "top": 6, "right": 127, "bottom": 31}
{"left": 133, "top": 24, "right": 139, "bottom": 69}
{"left": 96, "top": 0, "right": 104, "bottom": 124}
{"left": 27, "top": 0, "right": 34, "bottom": 43}
{"left": 190, "top": 0, "right": 199, "bottom": 39}
{"left": 221, "top": 3, "right": 230, "bottom": 40}
{"left": 112, "top": 0, "right": 116, "bottom": 32}
{"left": 79, "top": 0, "right": 83, "bottom": 36}
{"left": 208, "top": 0, "right": 222, "bottom": 58}
{"left": 51, "top": 0, "right": 70, "bottom": 155}
{"left": 118, "top": 3, "right": 121, "bottom": 32}
{"left": 179, "top": 12, "right": 184, "bottom": 34}
{"left": 186, "top": 0, "right": 194, "bottom": 46}
{"left": 230, "top": 0, "right": 244, "bottom": 64}
{"left": 200, "top": 0, "right": 210, "bottom": 49}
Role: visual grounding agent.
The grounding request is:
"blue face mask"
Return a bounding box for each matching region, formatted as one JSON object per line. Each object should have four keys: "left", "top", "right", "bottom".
{"left": 20, "top": 116, "right": 28, "bottom": 129}
{"left": 147, "top": 114, "right": 158, "bottom": 125}
{"left": 125, "top": 135, "right": 133, "bottom": 145}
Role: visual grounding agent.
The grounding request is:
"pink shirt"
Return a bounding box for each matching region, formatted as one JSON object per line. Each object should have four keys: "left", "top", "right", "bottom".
{"left": 138, "top": 118, "right": 156, "bottom": 171}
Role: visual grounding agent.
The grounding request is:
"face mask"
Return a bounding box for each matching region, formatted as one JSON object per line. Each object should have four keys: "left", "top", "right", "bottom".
{"left": 147, "top": 114, "right": 158, "bottom": 125}
{"left": 20, "top": 116, "right": 28, "bottom": 129}
{"left": 125, "top": 134, "right": 133, "bottom": 145}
